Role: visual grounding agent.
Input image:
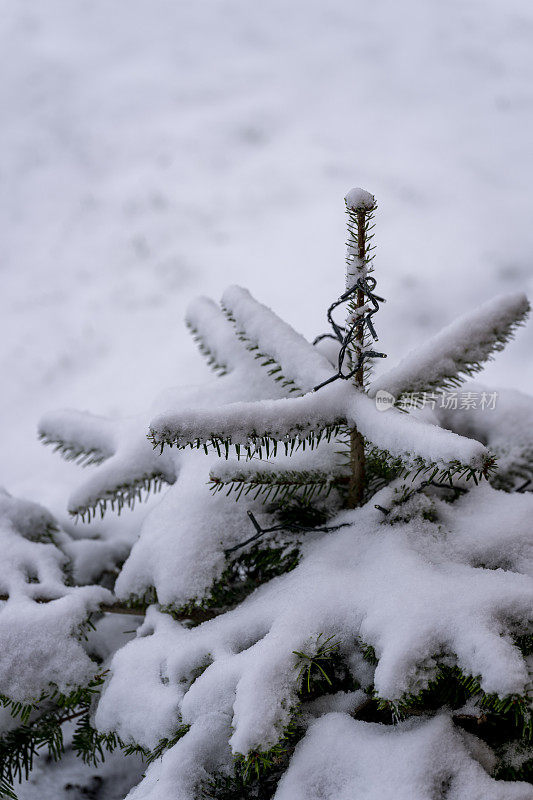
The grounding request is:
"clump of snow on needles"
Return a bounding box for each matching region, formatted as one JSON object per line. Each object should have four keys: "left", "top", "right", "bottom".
{"left": 275, "top": 712, "right": 533, "bottom": 800}
{"left": 97, "top": 484, "right": 533, "bottom": 772}
{"left": 344, "top": 188, "right": 376, "bottom": 210}
{"left": 0, "top": 489, "right": 111, "bottom": 700}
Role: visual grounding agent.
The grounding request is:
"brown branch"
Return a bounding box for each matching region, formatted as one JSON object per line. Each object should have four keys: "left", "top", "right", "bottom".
{"left": 101, "top": 601, "right": 218, "bottom": 624}
{"left": 58, "top": 708, "right": 88, "bottom": 725}
{"left": 351, "top": 697, "right": 374, "bottom": 718}
{"left": 0, "top": 594, "right": 218, "bottom": 625}
{"left": 452, "top": 712, "right": 487, "bottom": 726}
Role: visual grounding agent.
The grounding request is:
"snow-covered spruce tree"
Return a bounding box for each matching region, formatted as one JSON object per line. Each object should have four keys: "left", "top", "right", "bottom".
{"left": 3, "top": 189, "right": 533, "bottom": 799}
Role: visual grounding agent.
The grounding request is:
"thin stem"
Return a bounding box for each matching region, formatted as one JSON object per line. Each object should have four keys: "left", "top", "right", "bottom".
{"left": 354, "top": 209, "right": 367, "bottom": 388}
{"left": 100, "top": 601, "right": 218, "bottom": 625}
{"left": 346, "top": 200, "right": 374, "bottom": 507}
{"left": 0, "top": 595, "right": 217, "bottom": 625}
{"left": 57, "top": 709, "right": 88, "bottom": 725}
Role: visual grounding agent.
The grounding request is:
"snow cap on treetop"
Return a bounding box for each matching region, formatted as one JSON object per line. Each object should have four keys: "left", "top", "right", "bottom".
{"left": 344, "top": 187, "right": 375, "bottom": 210}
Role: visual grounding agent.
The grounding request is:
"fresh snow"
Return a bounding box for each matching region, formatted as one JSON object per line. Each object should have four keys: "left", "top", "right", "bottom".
{"left": 344, "top": 188, "right": 376, "bottom": 211}
{"left": 275, "top": 713, "right": 533, "bottom": 800}
{"left": 369, "top": 292, "right": 530, "bottom": 400}
{"left": 221, "top": 285, "right": 335, "bottom": 392}
{"left": 185, "top": 295, "right": 263, "bottom": 375}
{"left": 114, "top": 453, "right": 268, "bottom": 607}
{"left": 346, "top": 390, "right": 490, "bottom": 470}
{"left": 97, "top": 484, "right": 533, "bottom": 782}
{"left": 0, "top": 490, "right": 112, "bottom": 700}
{"left": 39, "top": 300, "right": 294, "bottom": 519}
{"left": 17, "top": 275, "right": 533, "bottom": 798}
{"left": 151, "top": 379, "right": 491, "bottom": 472}
{"left": 435, "top": 381, "right": 533, "bottom": 486}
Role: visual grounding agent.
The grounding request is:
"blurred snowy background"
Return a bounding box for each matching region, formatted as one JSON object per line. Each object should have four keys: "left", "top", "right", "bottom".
{"left": 2, "top": 0, "right": 533, "bottom": 513}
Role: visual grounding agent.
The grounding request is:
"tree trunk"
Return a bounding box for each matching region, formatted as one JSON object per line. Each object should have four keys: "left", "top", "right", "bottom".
{"left": 346, "top": 208, "right": 368, "bottom": 508}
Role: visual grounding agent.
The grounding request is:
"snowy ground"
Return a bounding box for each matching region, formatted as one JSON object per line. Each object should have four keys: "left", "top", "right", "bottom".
{"left": 1, "top": 0, "right": 533, "bottom": 795}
